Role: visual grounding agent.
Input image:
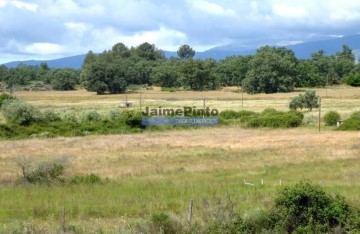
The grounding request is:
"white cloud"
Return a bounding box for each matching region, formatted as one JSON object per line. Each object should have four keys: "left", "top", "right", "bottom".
{"left": 330, "top": 9, "right": 360, "bottom": 21}
{"left": 188, "top": 0, "right": 237, "bottom": 17}
{"left": 24, "top": 42, "right": 64, "bottom": 55}
{"left": 0, "top": 0, "right": 7, "bottom": 8}
{"left": 276, "top": 40, "right": 303, "bottom": 46}
{"left": 11, "top": 0, "right": 38, "bottom": 12}
{"left": 272, "top": 3, "right": 308, "bottom": 19}
{"left": 2, "top": 0, "right": 360, "bottom": 63}
{"left": 89, "top": 26, "right": 187, "bottom": 52}
{"left": 64, "top": 21, "right": 89, "bottom": 36}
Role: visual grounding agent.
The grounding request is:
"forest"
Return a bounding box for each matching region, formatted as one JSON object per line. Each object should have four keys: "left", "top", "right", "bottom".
{"left": 1, "top": 42, "right": 360, "bottom": 94}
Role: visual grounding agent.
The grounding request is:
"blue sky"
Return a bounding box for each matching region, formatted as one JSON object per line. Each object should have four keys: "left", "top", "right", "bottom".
{"left": 1, "top": 0, "right": 360, "bottom": 63}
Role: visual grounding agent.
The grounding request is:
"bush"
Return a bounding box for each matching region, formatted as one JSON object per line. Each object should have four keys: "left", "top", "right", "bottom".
{"left": 324, "top": 111, "right": 341, "bottom": 126}
{"left": 248, "top": 115, "right": 302, "bottom": 128}
{"left": 121, "top": 110, "right": 142, "bottom": 128}
{"left": 338, "top": 116, "right": 360, "bottom": 131}
{"left": 60, "top": 110, "right": 78, "bottom": 123}
{"left": 107, "top": 109, "right": 122, "bottom": 121}
{"left": 80, "top": 109, "right": 102, "bottom": 122}
{"left": 289, "top": 90, "right": 319, "bottom": 111}
{"left": 289, "top": 96, "right": 303, "bottom": 110}
{"left": 247, "top": 110, "right": 303, "bottom": 128}
{"left": 17, "top": 159, "right": 65, "bottom": 184}
{"left": 67, "top": 173, "right": 102, "bottom": 184}
{"left": 42, "top": 109, "right": 61, "bottom": 122}
{"left": 346, "top": 72, "right": 360, "bottom": 87}
{"left": 261, "top": 108, "right": 282, "bottom": 116}
{"left": 350, "top": 111, "right": 360, "bottom": 119}
{"left": 219, "top": 110, "right": 239, "bottom": 119}
{"left": 269, "top": 181, "right": 352, "bottom": 233}
{"left": 302, "top": 90, "right": 319, "bottom": 111}
{"left": 150, "top": 212, "right": 182, "bottom": 234}
{"left": 0, "top": 93, "right": 16, "bottom": 108}
{"left": 2, "top": 99, "right": 42, "bottom": 125}
{"left": 338, "top": 111, "right": 360, "bottom": 131}
{"left": 219, "top": 110, "right": 257, "bottom": 120}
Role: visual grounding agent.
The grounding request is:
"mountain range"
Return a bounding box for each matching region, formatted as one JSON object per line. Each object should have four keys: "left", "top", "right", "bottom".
{"left": 3, "top": 34, "right": 360, "bottom": 69}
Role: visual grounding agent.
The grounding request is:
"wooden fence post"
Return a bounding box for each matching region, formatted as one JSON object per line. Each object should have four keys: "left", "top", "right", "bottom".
{"left": 188, "top": 199, "right": 193, "bottom": 225}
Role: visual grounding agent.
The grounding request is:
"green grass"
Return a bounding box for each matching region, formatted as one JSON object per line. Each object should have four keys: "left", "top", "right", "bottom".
{"left": 0, "top": 156, "right": 359, "bottom": 231}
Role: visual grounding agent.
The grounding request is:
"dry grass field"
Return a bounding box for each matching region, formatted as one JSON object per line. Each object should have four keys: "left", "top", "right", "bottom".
{"left": 1, "top": 127, "right": 360, "bottom": 181}
{"left": 0, "top": 87, "right": 359, "bottom": 232}
{"left": 11, "top": 85, "right": 360, "bottom": 112}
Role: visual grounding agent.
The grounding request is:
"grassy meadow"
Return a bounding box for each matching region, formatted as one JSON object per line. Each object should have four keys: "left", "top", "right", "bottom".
{"left": 0, "top": 86, "right": 359, "bottom": 232}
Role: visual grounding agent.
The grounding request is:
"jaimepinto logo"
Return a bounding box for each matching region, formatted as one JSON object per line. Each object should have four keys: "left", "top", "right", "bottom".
{"left": 142, "top": 106, "right": 219, "bottom": 116}
{"left": 141, "top": 106, "right": 219, "bottom": 126}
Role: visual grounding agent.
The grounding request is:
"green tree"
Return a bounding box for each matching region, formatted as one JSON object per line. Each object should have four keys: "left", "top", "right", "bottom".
{"left": 111, "top": 42, "right": 131, "bottom": 59}
{"left": 37, "top": 62, "right": 51, "bottom": 83}
{"left": 289, "top": 90, "right": 319, "bottom": 111}
{"left": 243, "top": 46, "right": 298, "bottom": 94}
{"left": 150, "top": 59, "right": 181, "bottom": 87}
{"left": 177, "top": 44, "right": 195, "bottom": 59}
{"left": 104, "top": 62, "right": 127, "bottom": 93}
{"left": 346, "top": 72, "right": 360, "bottom": 87}
{"left": 295, "top": 60, "right": 324, "bottom": 87}
{"left": 311, "top": 50, "right": 336, "bottom": 84}
{"left": 180, "top": 59, "right": 219, "bottom": 90}
{"left": 84, "top": 61, "right": 108, "bottom": 94}
{"left": 135, "top": 42, "right": 164, "bottom": 61}
{"left": 216, "top": 56, "right": 251, "bottom": 86}
{"left": 0, "top": 65, "right": 10, "bottom": 90}
{"left": 80, "top": 50, "right": 97, "bottom": 85}
{"left": 51, "top": 68, "right": 79, "bottom": 90}
{"left": 334, "top": 45, "right": 355, "bottom": 81}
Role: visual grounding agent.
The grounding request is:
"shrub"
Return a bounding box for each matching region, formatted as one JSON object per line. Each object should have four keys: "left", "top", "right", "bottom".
{"left": 80, "top": 109, "right": 102, "bottom": 122}
{"left": 121, "top": 110, "right": 142, "bottom": 128}
{"left": 288, "top": 110, "right": 304, "bottom": 120}
{"left": 302, "top": 90, "right": 319, "bottom": 111}
{"left": 350, "top": 111, "right": 360, "bottom": 119}
{"left": 269, "top": 181, "right": 352, "bottom": 233}
{"left": 219, "top": 110, "right": 257, "bottom": 120}
{"left": 303, "top": 115, "right": 317, "bottom": 125}
{"left": 219, "top": 110, "right": 240, "bottom": 119}
{"left": 2, "top": 99, "right": 42, "bottom": 125}
{"left": 346, "top": 72, "right": 360, "bottom": 87}
{"left": 107, "top": 109, "right": 122, "bottom": 121}
{"left": 17, "top": 159, "right": 65, "bottom": 184}
{"left": 338, "top": 111, "right": 360, "bottom": 131}
{"left": 60, "top": 110, "right": 78, "bottom": 123}
{"left": 324, "top": 111, "right": 341, "bottom": 126}
{"left": 261, "top": 108, "right": 282, "bottom": 116}
{"left": 0, "top": 93, "right": 16, "bottom": 108}
{"left": 67, "top": 173, "right": 102, "bottom": 184}
{"left": 247, "top": 115, "right": 302, "bottom": 128}
{"left": 42, "top": 109, "right": 61, "bottom": 122}
{"left": 150, "top": 212, "right": 182, "bottom": 234}
{"left": 339, "top": 117, "right": 360, "bottom": 130}
{"left": 289, "top": 90, "right": 319, "bottom": 111}
{"left": 289, "top": 96, "right": 303, "bottom": 110}
{"left": 247, "top": 110, "right": 303, "bottom": 128}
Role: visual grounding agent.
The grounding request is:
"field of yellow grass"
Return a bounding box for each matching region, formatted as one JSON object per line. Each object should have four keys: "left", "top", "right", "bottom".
{"left": 1, "top": 127, "right": 360, "bottom": 182}
{"left": 0, "top": 87, "right": 359, "bottom": 232}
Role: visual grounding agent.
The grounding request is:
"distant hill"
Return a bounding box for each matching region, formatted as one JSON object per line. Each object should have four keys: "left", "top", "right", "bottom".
{"left": 196, "top": 34, "right": 360, "bottom": 60}
{"left": 3, "top": 54, "right": 86, "bottom": 69}
{"left": 3, "top": 34, "right": 360, "bottom": 68}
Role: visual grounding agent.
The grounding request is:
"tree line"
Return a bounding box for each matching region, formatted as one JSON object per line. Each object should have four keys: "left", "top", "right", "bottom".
{"left": 1, "top": 42, "right": 359, "bottom": 94}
